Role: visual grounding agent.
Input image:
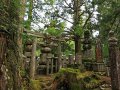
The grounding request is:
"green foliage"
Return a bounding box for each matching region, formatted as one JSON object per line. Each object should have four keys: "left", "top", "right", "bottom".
{"left": 62, "top": 41, "right": 75, "bottom": 56}
{"left": 45, "top": 20, "right": 65, "bottom": 36}
{"left": 60, "top": 68, "right": 80, "bottom": 74}
{"left": 94, "top": 0, "right": 120, "bottom": 43}
{"left": 71, "top": 82, "right": 82, "bottom": 90}
{"left": 55, "top": 68, "right": 79, "bottom": 78}
{"left": 102, "top": 43, "right": 109, "bottom": 58}
{"left": 45, "top": 0, "right": 55, "bottom": 5}
{"left": 24, "top": 0, "right": 33, "bottom": 30}
{"left": 46, "top": 27, "right": 57, "bottom": 35}
{"left": 74, "top": 25, "right": 83, "bottom": 36}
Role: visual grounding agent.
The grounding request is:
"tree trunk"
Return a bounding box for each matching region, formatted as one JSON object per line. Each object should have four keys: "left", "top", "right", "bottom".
{"left": 27, "top": 0, "right": 33, "bottom": 30}
{"left": 75, "top": 36, "right": 82, "bottom": 64}
{"left": 0, "top": 0, "right": 25, "bottom": 89}
{"left": 73, "top": 0, "right": 82, "bottom": 64}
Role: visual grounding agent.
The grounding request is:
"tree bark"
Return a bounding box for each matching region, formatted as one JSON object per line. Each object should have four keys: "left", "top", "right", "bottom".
{"left": 0, "top": 0, "right": 26, "bottom": 89}
{"left": 73, "top": 0, "right": 82, "bottom": 64}
{"left": 75, "top": 36, "right": 82, "bottom": 64}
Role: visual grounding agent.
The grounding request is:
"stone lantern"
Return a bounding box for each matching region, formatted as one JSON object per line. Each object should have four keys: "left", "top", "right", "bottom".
{"left": 41, "top": 45, "right": 51, "bottom": 53}
{"left": 41, "top": 44, "right": 52, "bottom": 75}
{"left": 83, "top": 30, "right": 92, "bottom": 50}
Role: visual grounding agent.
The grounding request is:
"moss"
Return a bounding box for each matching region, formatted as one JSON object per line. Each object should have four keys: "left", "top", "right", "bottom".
{"left": 57, "top": 68, "right": 79, "bottom": 74}
{"left": 52, "top": 68, "right": 102, "bottom": 90}
{"left": 71, "top": 82, "right": 83, "bottom": 90}
{"left": 81, "top": 74, "right": 102, "bottom": 89}
{"left": 29, "top": 80, "right": 41, "bottom": 90}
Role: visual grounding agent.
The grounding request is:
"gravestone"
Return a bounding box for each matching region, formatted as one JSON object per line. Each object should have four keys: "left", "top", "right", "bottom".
{"left": 83, "top": 49, "right": 93, "bottom": 59}
{"left": 40, "top": 45, "right": 51, "bottom": 75}
{"left": 95, "top": 38, "right": 103, "bottom": 62}
{"left": 92, "top": 37, "right": 106, "bottom": 73}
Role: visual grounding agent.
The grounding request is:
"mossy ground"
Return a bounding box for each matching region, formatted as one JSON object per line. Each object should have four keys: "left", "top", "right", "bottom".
{"left": 24, "top": 68, "right": 111, "bottom": 90}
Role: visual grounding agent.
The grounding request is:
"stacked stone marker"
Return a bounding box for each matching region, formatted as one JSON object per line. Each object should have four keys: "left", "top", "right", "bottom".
{"left": 25, "top": 41, "right": 32, "bottom": 74}
{"left": 25, "top": 39, "right": 37, "bottom": 79}
{"left": 40, "top": 53, "right": 46, "bottom": 63}
{"left": 109, "top": 31, "right": 120, "bottom": 90}
{"left": 41, "top": 45, "right": 51, "bottom": 75}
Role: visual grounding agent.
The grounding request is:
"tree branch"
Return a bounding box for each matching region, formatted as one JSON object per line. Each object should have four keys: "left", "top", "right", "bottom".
{"left": 57, "top": 14, "right": 74, "bottom": 24}
{"left": 64, "top": 0, "right": 74, "bottom": 9}
{"left": 83, "top": 11, "right": 94, "bottom": 28}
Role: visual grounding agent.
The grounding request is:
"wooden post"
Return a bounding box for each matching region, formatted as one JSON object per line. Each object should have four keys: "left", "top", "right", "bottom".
{"left": 109, "top": 31, "right": 120, "bottom": 90}
{"left": 30, "top": 38, "right": 37, "bottom": 79}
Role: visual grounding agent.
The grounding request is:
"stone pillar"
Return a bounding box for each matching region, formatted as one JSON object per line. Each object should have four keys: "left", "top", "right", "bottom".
{"left": 30, "top": 38, "right": 37, "bottom": 79}
{"left": 51, "top": 57, "right": 54, "bottom": 74}
{"left": 109, "top": 31, "right": 120, "bottom": 90}
{"left": 54, "top": 57, "right": 58, "bottom": 72}
{"left": 46, "top": 57, "right": 50, "bottom": 75}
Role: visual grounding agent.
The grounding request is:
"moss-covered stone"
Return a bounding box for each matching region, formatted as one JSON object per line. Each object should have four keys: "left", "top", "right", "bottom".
{"left": 50, "top": 68, "right": 103, "bottom": 90}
